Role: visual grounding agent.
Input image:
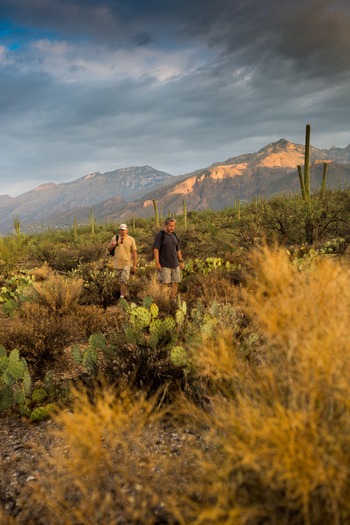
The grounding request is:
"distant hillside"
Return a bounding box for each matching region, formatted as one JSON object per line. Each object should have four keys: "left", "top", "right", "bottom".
{"left": 53, "top": 139, "right": 350, "bottom": 227}
{"left": 0, "top": 166, "right": 173, "bottom": 234}
{"left": 1, "top": 140, "right": 350, "bottom": 234}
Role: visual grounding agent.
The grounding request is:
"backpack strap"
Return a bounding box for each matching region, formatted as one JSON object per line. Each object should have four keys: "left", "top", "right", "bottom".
{"left": 160, "top": 230, "right": 179, "bottom": 252}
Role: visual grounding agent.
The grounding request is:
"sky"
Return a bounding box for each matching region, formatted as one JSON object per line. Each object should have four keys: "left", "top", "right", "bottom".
{"left": 1, "top": 0, "right": 350, "bottom": 197}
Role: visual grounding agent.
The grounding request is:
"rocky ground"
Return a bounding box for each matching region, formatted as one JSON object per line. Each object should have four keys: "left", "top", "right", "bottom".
{"left": 0, "top": 412, "right": 201, "bottom": 524}
{"left": 0, "top": 415, "right": 58, "bottom": 523}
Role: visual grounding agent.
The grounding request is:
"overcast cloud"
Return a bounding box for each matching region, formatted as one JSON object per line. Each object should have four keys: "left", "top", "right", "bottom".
{"left": 1, "top": 0, "right": 350, "bottom": 196}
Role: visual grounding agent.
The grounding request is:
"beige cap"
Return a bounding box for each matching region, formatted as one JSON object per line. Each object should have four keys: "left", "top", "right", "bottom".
{"left": 119, "top": 223, "right": 128, "bottom": 230}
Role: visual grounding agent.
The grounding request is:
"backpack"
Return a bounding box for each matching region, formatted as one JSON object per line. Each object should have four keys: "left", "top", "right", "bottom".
{"left": 159, "top": 230, "right": 179, "bottom": 253}
{"left": 108, "top": 234, "right": 119, "bottom": 256}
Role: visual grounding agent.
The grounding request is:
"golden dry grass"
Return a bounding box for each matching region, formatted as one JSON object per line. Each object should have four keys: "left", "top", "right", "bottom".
{"left": 178, "top": 247, "right": 350, "bottom": 525}
{"left": 5, "top": 247, "right": 350, "bottom": 525}
{"left": 31, "top": 275, "right": 83, "bottom": 315}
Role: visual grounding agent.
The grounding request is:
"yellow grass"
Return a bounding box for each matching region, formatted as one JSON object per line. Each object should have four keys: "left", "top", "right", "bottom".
{"left": 11, "top": 247, "right": 350, "bottom": 525}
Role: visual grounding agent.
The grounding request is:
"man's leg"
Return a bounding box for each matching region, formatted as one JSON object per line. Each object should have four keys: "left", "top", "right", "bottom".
{"left": 119, "top": 266, "right": 131, "bottom": 298}
{"left": 170, "top": 282, "right": 178, "bottom": 300}
{"left": 120, "top": 282, "right": 128, "bottom": 298}
{"left": 170, "top": 267, "right": 181, "bottom": 301}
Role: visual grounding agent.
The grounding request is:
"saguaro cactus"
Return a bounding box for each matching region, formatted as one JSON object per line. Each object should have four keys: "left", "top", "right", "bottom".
{"left": 88, "top": 208, "right": 96, "bottom": 234}
{"left": 13, "top": 215, "right": 21, "bottom": 236}
{"left": 297, "top": 124, "right": 311, "bottom": 201}
{"left": 73, "top": 215, "right": 78, "bottom": 240}
{"left": 153, "top": 199, "right": 160, "bottom": 228}
{"left": 183, "top": 199, "right": 187, "bottom": 229}
{"left": 320, "top": 161, "right": 328, "bottom": 198}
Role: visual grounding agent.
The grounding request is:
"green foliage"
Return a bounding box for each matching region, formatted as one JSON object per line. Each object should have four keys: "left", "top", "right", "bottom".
{"left": 183, "top": 256, "right": 235, "bottom": 276}
{"left": 71, "top": 333, "right": 105, "bottom": 372}
{"left": 152, "top": 199, "right": 160, "bottom": 227}
{"left": 88, "top": 208, "right": 96, "bottom": 234}
{"left": 0, "top": 273, "right": 34, "bottom": 317}
{"left": 170, "top": 345, "right": 188, "bottom": 367}
{"left": 0, "top": 345, "right": 57, "bottom": 420}
{"left": 73, "top": 262, "right": 121, "bottom": 309}
{"left": 0, "top": 346, "right": 31, "bottom": 412}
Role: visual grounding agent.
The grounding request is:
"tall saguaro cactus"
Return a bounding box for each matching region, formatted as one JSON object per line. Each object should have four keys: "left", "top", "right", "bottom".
{"left": 13, "top": 215, "right": 21, "bottom": 236}
{"left": 320, "top": 162, "right": 328, "bottom": 198}
{"left": 183, "top": 199, "right": 187, "bottom": 229}
{"left": 88, "top": 208, "right": 96, "bottom": 234}
{"left": 153, "top": 199, "right": 160, "bottom": 228}
{"left": 297, "top": 123, "right": 311, "bottom": 202}
{"left": 73, "top": 215, "right": 78, "bottom": 241}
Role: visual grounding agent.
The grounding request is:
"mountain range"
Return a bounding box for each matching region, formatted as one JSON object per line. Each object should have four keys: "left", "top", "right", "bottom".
{"left": 1, "top": 138, "right": 350, "bottom": 234}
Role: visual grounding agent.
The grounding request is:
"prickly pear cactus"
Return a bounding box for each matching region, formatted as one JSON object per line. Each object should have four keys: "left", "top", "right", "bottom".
{"left": 0, "top": 386, "right": 14, "bottom": 410}
{"left": 175, "top": 309, "right": 185, "bottom": 326}
{"left": 143, "top": 296, "right": 154, "bottom": 309}
{"left": 8, "top": 360, "right": 26, "bottom": 380}
{"left": 30, "top": 403, "right": 55, "bottom": 422}
{"left": 161, "top": 316, "right": 176, "bottom": 334}
{"left": 170, "top": 346, "right": 187, "bottom": 367}
{"left": 130, "top": 306, "right": 152, "bottom": 329}
{"left": 177, "top": 297, "right": 187, "bottom": 316}
{"left": 149, "top": 302, "right": 159, "bottom": 319}
{"left": 0, "top": 347, "right": 32, "bottom": 413}
{"left": 149, "top": 318, "right": 162, "bottom": 335}
{"left": 32, "top": 387, "right": 47, "bottom": 404}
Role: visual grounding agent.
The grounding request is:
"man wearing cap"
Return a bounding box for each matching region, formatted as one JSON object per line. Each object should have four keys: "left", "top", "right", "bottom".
{"left": 107, "top": 224, "right": 137, "bottom": 299}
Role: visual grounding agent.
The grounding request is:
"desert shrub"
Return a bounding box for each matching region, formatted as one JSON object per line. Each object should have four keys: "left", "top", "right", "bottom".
{"left": 25, "top": 389, "right": 196, "bottom": 525}
{"left": 71, "top": 298, "right": 189, "bottom": 399}
{"left": 0, "top": 272, "right": 34, "bottom": 317}
{"left": 24, "top": 227, "right": 108, "bottom": 267}
{"left": 182, "top": 270, "right": 244, "bottom": 310}
{"left": 73, "top": 261, "right": 121, "bottom": 308}
{"left": 0, "top": 304, "right": 78, "bottom": 376}
{"left": 31, "top": 274, "right": 83, "bottom": 316}
{"left": 136, "top": 272, "right": 174, "bottom": 312}
{"left": 173, "top": 247, "right": 350, "bottom": 525}
{"left": 26, "top": 261, "right": 53, "bottom": 281}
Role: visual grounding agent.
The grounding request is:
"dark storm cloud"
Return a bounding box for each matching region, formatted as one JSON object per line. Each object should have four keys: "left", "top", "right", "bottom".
{"left": 0, "top": 0, "right": 350, "bottom": 196}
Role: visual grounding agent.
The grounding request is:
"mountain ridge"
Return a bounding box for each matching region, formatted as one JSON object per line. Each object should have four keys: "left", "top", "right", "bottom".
{"left": 1, "top": 139, "right": 350, "bottom": 234}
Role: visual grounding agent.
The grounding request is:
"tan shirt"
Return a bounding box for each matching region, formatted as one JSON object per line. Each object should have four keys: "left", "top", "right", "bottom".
{"left": 110, "top": 235, "right": 137, "bottom": 269}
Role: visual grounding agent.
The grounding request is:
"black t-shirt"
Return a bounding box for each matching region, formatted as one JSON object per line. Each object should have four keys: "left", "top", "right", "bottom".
{"left": 153, "top": 231, "right": 179, "bottom": 268}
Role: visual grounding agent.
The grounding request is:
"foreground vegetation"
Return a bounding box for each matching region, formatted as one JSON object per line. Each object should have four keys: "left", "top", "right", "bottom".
{"left": 1, "top": 189, "right": 350, "bottom": 524}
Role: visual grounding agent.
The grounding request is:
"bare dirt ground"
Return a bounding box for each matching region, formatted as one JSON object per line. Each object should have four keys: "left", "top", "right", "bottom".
{"left": 0, "top": 412, "right": 200, "bottom": 524}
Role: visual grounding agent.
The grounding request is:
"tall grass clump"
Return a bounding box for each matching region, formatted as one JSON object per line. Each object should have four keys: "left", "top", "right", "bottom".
{"left": 31, "top": 274, "right": 83, "bottom": 315}
{"left": 176, "top": 247, "right": 350, "bottom": 525}
{"left": 25, "top": 388, "right": 195, "bottom": 525}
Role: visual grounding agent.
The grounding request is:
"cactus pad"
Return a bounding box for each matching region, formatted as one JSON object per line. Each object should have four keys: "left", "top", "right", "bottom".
{"left": 170, "top": 346, "right": 188, "bottom": 367}
{"left": 130, "top": 306, "right": 152, "bottom": 329}
{"left": 149, "top": 303, "right": 159, "bottom": 319}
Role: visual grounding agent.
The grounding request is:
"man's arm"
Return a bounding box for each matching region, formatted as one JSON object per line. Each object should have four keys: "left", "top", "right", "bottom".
{"left": 132, "top": 249, "right": 137, "bottom": 272}
{"left": 154, "top": 248, "right": 161, "bottom": 270}
{"left": 177, "top": 249, "right": 184, "bottom": 269}
{"left": 107, "top": 235, "right": 117, "bottom": 252}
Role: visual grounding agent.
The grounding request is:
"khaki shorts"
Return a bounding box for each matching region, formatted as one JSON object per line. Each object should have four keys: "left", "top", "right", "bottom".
{"left": 157, "top": 266, "right": 181, "bottom": 284}
{"left": 116, "top": 266, "right": 131, "bottom": 284}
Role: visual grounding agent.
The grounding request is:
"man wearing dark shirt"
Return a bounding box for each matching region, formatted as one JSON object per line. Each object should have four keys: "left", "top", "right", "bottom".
{"left": 153, "top": 217, "right": 184, "bottom": 300}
